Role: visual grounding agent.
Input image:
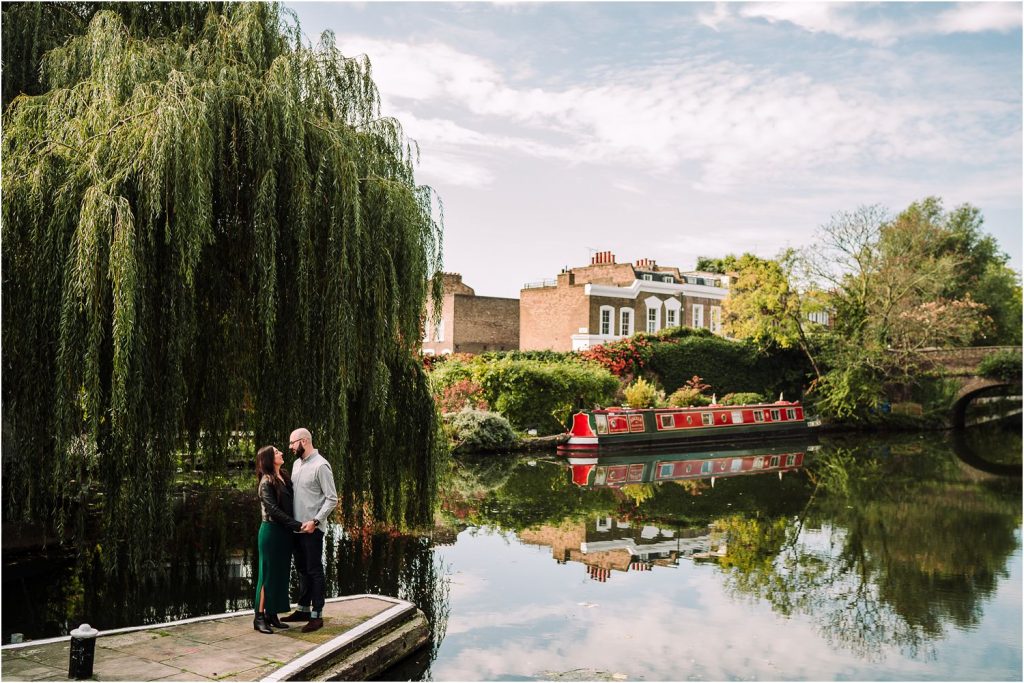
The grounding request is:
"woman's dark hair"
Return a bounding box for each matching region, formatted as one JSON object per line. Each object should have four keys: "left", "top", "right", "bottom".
{"left": 256, "top": 445, "right": 289, "bottom": 499}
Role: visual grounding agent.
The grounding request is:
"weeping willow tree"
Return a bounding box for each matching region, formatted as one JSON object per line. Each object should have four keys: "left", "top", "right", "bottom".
{"left": 2, "top": 3, "right": 444, "bottom": 575}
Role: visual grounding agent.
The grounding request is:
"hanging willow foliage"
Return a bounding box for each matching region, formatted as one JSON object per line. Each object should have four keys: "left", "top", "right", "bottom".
{"left": 2, "top": 3, "right": 445, "bottom": 575}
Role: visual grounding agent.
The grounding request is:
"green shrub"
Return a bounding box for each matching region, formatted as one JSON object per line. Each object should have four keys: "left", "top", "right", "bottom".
{"left": 647, "top": 336, "right": 810, "bottom": 397}
{"left": 472, "top": 358, "right": 619, "bottom": 434}
{"left": 720, "top": 392, "right": 765, "bottom": 406}
{"left": 667, "top": 387, "right": 711, "bottom": 407}
{"left": 447, "top": 408, "right": 517, "bottom": 453}
{"left": 624, "top": 377, "right": 659, "bottom": 408}
{"left": 977, "top": 350, "right": 1022, "bottom": 382}
{"left": 480, "top": 349, "right": 576, "bottom": 363}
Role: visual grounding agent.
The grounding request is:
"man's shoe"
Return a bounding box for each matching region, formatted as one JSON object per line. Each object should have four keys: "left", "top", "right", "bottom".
{"left": 301, "top": 617, "right": 324, "bottom": 633}
{"left": 280, "top": 610, "right": 311, "bottom": 622}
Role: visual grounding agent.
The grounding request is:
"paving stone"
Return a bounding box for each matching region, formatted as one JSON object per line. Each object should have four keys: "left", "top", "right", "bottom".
{"left": 172, "top": 619, "right": 241, "bottom": 645}
{"left": 216, "top": 661, "right": 281, "bottom": 681}
{"left": 112, "top": 634, "right": 206, "bottom": 663}
{"left": 6, "top": 643, "right": 71, "bottom": 669}
{"left": 223, "top": 634, "right": 309, "bottom": 660}
{"left": 152, "top": 672, "right": 215, "bottom": 681}
{"left": 0, "top": 658, "right": 66, "bottom": 681}
{"left": 164, "top": 645, "right": 267, "bottom": 680}
{"left": 99, "top": 630, "right": 168, "bottom": 649}
{"left": 90, "top": 656, "right": 183, "bottom": 681}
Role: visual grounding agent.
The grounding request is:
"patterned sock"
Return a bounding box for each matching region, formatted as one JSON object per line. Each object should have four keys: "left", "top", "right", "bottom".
{"left": 310, "top": 610, "right": 321, "bottom": 619}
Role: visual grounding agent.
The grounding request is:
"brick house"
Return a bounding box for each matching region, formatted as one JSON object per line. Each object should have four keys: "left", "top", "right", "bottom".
{"left": 519, "top": 251, "right": 729, "bottom": 351}
{"left": 422, "top": 273, "right": 519, "bottom": 355}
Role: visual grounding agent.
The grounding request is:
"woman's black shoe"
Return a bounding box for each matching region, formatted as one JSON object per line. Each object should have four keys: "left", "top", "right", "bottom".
{"left": 266, "top": 612, "right": 289, "bottom": 629}
{"left": 253, "top": 613, "right": 273, "bottom": 634}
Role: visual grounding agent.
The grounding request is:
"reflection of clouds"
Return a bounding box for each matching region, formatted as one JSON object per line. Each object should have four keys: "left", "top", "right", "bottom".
{"left": 435, "top": 583, "right": 941, "bottom": 680}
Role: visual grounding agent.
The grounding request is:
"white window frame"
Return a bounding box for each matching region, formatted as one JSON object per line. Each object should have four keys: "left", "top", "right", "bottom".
{"left": 599, "top": 305, "right": 615, "bottom": 336}
{"left": 619, "top": 308, "right": 633, "bottom": 336}
{"left": 644, "top": 295, "right": 662, "bottom": 333}
{"left": 710, "top": 306, "right": 722, "bottom": 333}
{"left": 665, "top": 308, "right": 677, "bottom": 328}
{"left": 435, "top": 316, "right": 445, "bottom": 342}
{"left": 691, "top": 304, "right": 704, "bottom": 329}
{"left": 642, "top": 274, "right": 653, "bottom": 281}
{"left": 662, "top": 275, "right": 673, "bottom": 283}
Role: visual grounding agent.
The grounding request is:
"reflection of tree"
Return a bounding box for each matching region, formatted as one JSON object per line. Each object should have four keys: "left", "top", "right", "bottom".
{"left": 718, "top": 438, "right": 1021, "bottom": 659}
{"left": 328, "top": 529, "right": 450, "bottom": 665}
{"left": 442, "top": 457, "right": 619, "bottom": 530}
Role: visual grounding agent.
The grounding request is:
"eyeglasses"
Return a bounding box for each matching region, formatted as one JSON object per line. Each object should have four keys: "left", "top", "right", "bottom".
{"left": 289, "top": 438, "right": 305, "bottom": 446}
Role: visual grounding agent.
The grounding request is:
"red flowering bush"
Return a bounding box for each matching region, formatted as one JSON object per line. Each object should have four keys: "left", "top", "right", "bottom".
{"left": 578, "top": 336, "right": 653, "bottom": 378}
{"left": 436, "top": 379, "right": 488, "bottom": 414}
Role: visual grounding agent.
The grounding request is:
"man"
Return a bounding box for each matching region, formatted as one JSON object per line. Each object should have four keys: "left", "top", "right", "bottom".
{"left": 280, "top": 427, "right": 339, "bottom": 633}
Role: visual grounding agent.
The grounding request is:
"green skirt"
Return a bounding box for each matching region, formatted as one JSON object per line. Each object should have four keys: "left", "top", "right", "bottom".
{"left": 254, "top": 521, "right": 293, "bottom": 614}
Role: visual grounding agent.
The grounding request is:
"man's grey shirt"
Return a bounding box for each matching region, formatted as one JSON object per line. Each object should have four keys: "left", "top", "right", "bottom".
{"left": 291, "top": 449, "right": 339, "bottom": 528}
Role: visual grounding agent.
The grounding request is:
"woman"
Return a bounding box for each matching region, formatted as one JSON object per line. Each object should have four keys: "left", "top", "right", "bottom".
{"left": 254, "top": 445, "right": 302, "bottom": 633}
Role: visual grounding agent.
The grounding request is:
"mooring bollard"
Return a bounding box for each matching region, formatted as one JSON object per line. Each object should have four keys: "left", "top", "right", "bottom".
{"left": 68, "top": 623, "right": 98, "bottom": 680}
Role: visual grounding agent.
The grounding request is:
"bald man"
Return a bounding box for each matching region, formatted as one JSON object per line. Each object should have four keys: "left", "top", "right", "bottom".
{"left": 280, "top": 428, "right": 338, "bottom": 632}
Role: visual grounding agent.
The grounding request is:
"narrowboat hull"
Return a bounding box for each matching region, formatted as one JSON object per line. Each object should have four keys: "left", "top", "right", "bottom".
{"left": 567, "top": 442, "right": 810, "bottom": 488}
{"left": 557, "top": 402, "right": 813, "bottom": 455}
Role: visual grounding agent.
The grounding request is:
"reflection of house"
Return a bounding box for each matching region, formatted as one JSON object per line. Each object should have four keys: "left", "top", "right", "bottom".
{"left": 422, "top": 273, "right": 519, "bottom": 355}
{"left": 520, "top": 251, "right": 730, "bottom": 352}
{"left": 518, "top": 519, "right": 726, "bottom": 582}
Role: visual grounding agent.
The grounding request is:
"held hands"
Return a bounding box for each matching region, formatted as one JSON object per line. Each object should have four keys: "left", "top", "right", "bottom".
{"left": 300, "top": 520, "right": 317, "bottom": 533}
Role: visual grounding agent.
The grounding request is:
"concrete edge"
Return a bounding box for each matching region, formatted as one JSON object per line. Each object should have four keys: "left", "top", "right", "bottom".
{"left": 259, "top": 600, "right": 416, "bottom": 682}
{"left": 316, "top": 611, "right": 430, "bottom": 681}
{"left": 0, "top": 594, "right": 405, "bottom": 651}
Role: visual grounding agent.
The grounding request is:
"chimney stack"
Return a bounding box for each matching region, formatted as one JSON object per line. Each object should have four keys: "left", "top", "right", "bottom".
{"left": 590, "top": 251, "right": 617, "bottom": 265}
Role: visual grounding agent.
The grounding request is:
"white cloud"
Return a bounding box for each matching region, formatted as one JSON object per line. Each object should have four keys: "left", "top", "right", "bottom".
{"left": 739, "top": 1, "right": 1021, "bottom": 45}
{"left": 934, "top": 2, "right": 1023, "bottom": 34}
{"left": 341, "top": 34, "right": 1006, "bottom": 194}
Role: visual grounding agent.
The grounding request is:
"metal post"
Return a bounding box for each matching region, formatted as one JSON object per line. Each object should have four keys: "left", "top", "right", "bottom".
{"left": 68, "top": 624, "right": 98, "bottom": 680}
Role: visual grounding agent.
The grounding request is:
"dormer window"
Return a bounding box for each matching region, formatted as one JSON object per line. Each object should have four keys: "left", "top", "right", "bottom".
{"left": 662, "top": 276, "right": 673, "bottom": 283}
{"left": 642, "top": 274, "right": 653, "bottom": 281}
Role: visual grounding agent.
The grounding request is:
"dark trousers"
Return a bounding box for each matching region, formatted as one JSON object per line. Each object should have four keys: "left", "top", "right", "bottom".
{"left": 293, "top": 529, "right": 326, "bottom": 612}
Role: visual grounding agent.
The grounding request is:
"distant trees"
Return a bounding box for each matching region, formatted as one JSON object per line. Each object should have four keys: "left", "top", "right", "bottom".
{"left": 701, "top": 197, "right": 1020, "bottom": 420}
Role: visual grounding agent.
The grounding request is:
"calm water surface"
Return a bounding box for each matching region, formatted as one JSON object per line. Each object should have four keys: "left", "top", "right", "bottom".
{"left": 2, "top": 424, "right": 1021, "bottom": 681}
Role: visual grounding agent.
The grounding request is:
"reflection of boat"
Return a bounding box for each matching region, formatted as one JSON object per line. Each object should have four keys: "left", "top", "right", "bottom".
{"left": 566, "top": 443, "right": 808, "bottom": 488}
{"left": 558, "top": 401, "right": 811, "bottom": 455}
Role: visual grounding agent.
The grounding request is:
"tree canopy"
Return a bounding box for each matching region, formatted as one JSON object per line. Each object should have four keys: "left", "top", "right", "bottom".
{"left": 2, "top": 3, "right": 444, "bottom": 573}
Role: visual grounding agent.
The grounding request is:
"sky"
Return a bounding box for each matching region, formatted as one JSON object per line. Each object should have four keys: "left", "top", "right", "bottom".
{"left": 287, "top": 1, "right": 1023, "bottom": 299}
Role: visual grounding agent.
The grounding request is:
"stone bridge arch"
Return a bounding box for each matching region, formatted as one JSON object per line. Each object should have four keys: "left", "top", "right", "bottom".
{"left": 950, "top": 378, "right": 1015, "bottom": 429}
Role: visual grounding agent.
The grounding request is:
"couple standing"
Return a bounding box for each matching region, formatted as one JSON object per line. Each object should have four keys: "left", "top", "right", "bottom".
{"left": 253, "top": 428, "right": 339, "bottom": 634}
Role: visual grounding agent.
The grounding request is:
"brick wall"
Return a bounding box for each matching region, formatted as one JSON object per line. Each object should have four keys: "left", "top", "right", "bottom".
{"left": 452, "top": 295, "right": 520, "bottom": 353}
{"left": 520, "top": 284, "right": 591, "bottom": 351}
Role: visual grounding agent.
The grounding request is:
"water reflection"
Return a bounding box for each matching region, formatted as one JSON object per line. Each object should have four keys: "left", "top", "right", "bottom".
{"left": 3, "top": 427, "right": 1021, "bottom": 681}
{"left": 434, "top": 431, "right": 1020, "bottom": 676}
{"left": 1, "top": 480, "right": 450, "bottom": 655}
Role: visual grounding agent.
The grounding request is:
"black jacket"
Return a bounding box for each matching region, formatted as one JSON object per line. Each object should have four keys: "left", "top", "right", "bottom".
{"left": 258, "top": 477, "right": 302, "bottom": 531}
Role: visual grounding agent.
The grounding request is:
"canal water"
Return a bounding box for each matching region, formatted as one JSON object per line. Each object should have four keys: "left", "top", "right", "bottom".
{"left": 2, "top": 422, "right": 1020, "bottom": 681}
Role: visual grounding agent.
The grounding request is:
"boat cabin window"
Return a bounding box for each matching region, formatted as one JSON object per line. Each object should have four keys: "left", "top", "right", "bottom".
{"left": 659, "top": 464, "right": 674, "bottom": 478}
{"left": 786, "top": 454, "right": 797, "bottom": 466}
{"left": 769, "top": 456, "right": 780, "bottom": 467}
{"left": 660, "top": 414, "right": 675, "bottom": 428}
{"left": 786, "top": 408, "right": 796, "bottom": 420}
{"left": 701, "top": 412, "right": 713, "bottom": 425}
{"left": 771, "top": 409, "right": 781, "bottom": 420}
{"left": 753, "top": 410, "right": 764, "bottom": 422}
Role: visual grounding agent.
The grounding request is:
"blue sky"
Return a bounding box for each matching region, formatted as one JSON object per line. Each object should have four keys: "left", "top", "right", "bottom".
{"left": 288, "top": 1, "right": 1022, "bottom": 299}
